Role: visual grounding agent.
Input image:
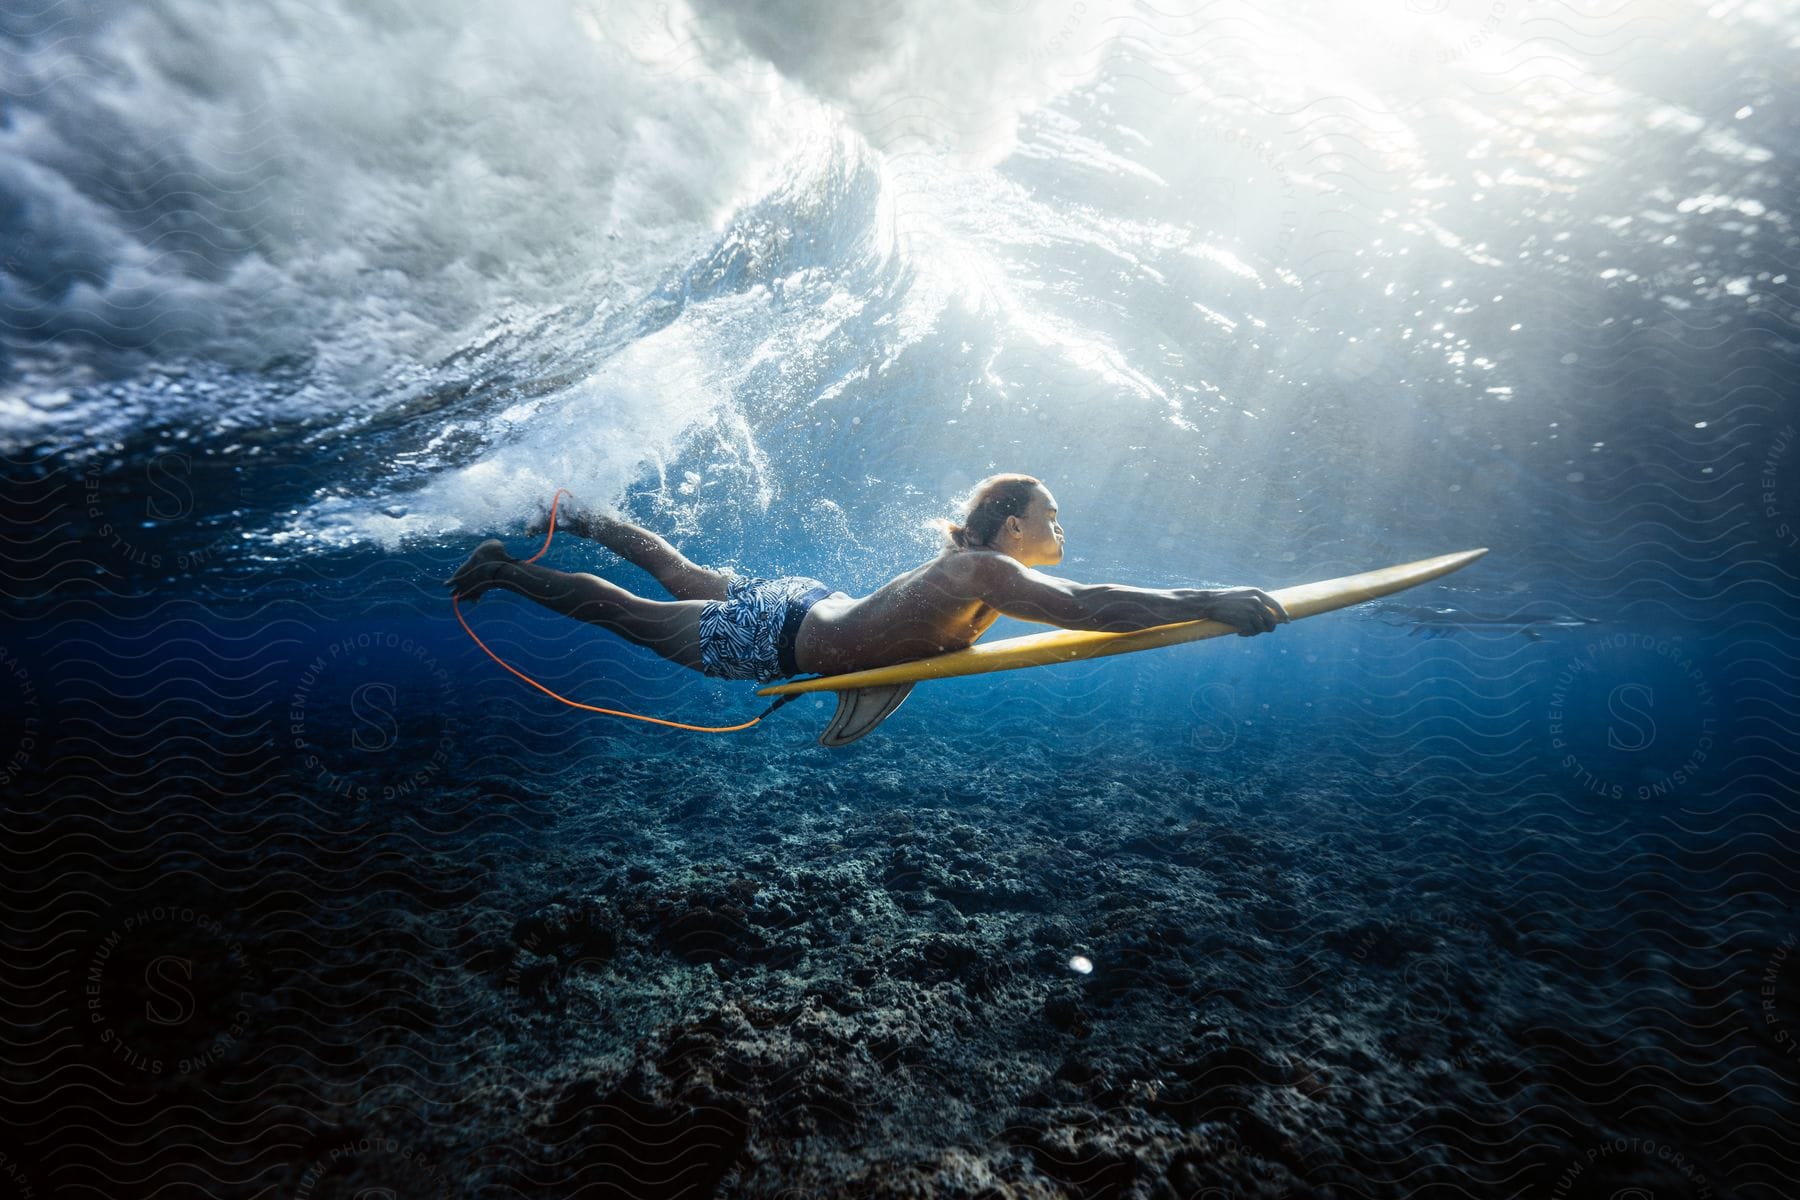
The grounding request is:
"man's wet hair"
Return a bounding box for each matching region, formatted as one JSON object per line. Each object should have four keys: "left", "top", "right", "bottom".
{"left": 939, "top": 474, "right": 1043, "bottom": 549}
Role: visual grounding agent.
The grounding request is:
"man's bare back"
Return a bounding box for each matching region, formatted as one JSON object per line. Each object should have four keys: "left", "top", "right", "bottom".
{"left": 795, "top": 550, "right": 1001, "bottom": 675}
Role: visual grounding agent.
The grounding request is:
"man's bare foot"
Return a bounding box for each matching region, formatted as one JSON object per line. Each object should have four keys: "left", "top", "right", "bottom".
{"left": 445, "top": 538, "right": 514, "bottom": 604}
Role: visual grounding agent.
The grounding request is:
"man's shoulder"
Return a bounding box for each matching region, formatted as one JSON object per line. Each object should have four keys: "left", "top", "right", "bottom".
{"left": 922, "top": 548, "right": 1018, "bottom": 587}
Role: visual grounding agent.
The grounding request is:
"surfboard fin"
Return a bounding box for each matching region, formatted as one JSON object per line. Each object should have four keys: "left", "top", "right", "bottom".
{"left": 819, "top": 683, "right": 914, "bottom": 747}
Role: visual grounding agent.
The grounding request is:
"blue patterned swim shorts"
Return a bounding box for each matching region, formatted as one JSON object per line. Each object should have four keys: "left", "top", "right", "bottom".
{"left": 698, "top": 575, "right": 843, "bottom": 683}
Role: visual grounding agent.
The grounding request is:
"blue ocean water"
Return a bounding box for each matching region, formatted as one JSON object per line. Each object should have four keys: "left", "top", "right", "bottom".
{"left": 3, "top": 2, "right": 1797, "bottom": 1197}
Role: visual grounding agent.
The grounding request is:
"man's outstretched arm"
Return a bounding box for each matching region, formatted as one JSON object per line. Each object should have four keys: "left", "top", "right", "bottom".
{"left": 973, "top": 554, "right": 1290, "bottom": 636}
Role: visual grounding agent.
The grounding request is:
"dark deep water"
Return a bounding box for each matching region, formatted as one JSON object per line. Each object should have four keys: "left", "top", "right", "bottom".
{"left": 3, "top": 1, "right": 1799, "bottom": 1197}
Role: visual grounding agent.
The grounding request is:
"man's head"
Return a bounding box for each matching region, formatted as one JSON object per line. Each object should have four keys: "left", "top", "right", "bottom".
{"left": 945, "top": 474, "right": 1064, "bottom": 566}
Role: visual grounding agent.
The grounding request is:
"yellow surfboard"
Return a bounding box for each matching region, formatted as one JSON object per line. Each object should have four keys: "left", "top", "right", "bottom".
{"left": 758, "top": 547, "right": 1488, "bottom": 745}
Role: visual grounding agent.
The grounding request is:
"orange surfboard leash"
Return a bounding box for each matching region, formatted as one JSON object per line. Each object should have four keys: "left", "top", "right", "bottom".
{"left": 451, "top": 488, "right": 797, "bottom": 732}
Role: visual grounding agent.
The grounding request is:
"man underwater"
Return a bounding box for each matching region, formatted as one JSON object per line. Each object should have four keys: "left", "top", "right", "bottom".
{"left": 446, "top": 474, "right": 1289, "bottom": 686}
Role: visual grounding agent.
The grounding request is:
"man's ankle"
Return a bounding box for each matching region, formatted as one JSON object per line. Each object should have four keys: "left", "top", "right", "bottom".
{"left": 554, "top": 502, "right": 595, "bottom": 540}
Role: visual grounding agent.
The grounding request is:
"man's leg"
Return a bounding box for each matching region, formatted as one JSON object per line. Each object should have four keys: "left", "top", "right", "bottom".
{"left": 448, "top": 540, "right": 708, "bottom": 672}
{"left": 534, "top": 498, "right": 733, "bottom": 602}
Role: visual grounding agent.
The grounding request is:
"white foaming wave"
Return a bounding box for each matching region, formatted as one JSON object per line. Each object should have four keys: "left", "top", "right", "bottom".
{"left": 0, "top": 0, "right": 830, "bottom": 439}
{"left": 607, "top": 0, "right": 1141, "bottom": 167}
{"left": 280, "top": 312, "right": 740, "bottom": 552}
{"left": 279, "top": 125, "right": 909, "bottom": 553}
